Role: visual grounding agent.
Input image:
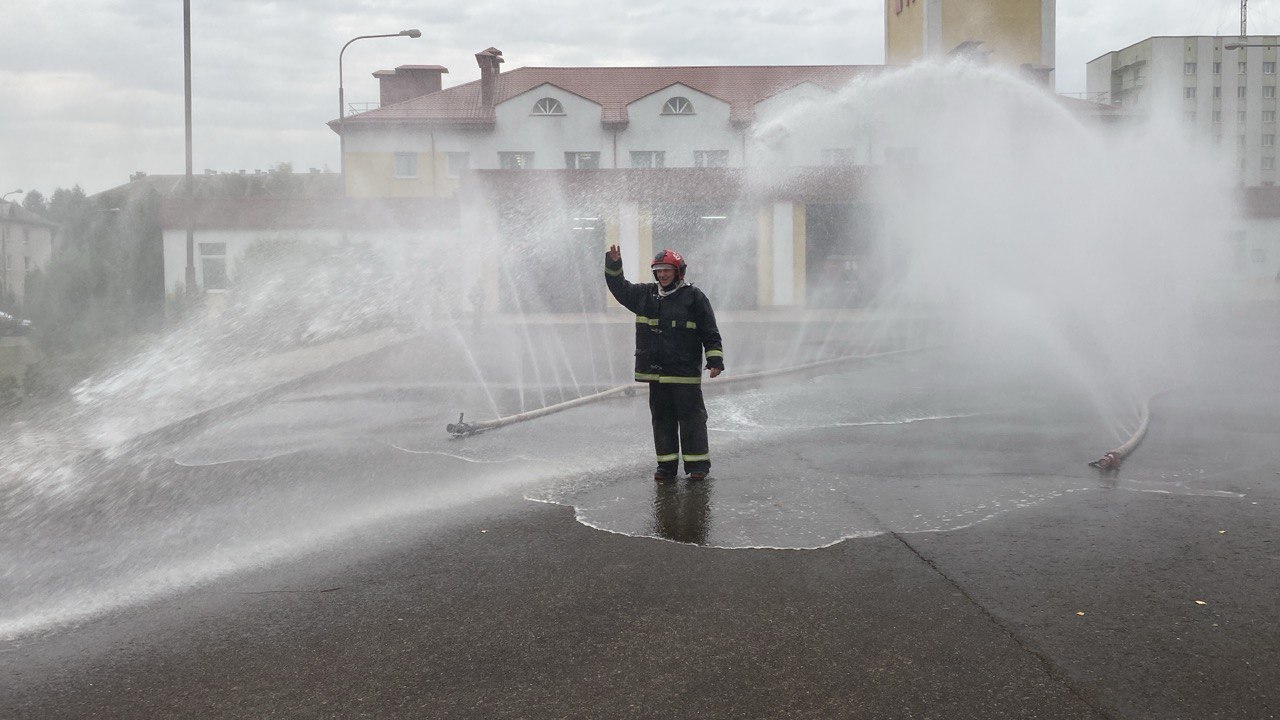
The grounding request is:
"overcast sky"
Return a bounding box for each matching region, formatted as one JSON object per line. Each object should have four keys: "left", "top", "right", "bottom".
{"left": 0, "top": 0, "right": 1272, "bottom": 197}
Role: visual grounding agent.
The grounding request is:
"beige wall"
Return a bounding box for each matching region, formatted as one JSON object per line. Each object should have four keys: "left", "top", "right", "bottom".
{"left": 886, "top": 0, "right": 1050, "bottom": 70}
{"left": 943, "top": 0, "right": 1044, "bottom": 68}
{"left": 885, "top": 0, "right": 925, "bottom": 65}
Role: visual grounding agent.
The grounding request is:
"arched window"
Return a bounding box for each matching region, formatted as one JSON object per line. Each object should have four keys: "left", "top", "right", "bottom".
{"left": 662, "top": 96, "right": 694, "bottom": 115}
{"left": 531, "top": 97, "right": 565, "bottom": 115}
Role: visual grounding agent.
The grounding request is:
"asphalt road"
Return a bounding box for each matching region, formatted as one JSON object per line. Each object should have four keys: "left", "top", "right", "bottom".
{"left": 1, "top": 308, "right": 1277, "bottom": 719}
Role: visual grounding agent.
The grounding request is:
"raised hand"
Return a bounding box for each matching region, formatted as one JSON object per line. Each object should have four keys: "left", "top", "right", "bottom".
{"left": 606, "top": 244, "right": 621, "bottom": 262}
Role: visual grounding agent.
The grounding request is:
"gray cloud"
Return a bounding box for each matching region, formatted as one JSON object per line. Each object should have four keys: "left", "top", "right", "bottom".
{"left": 2, "top": 0, "right": 1275, "bottom": 196}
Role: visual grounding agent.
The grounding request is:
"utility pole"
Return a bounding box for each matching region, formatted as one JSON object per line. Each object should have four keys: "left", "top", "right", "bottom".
{"left": 1242, "top": 0, "right": 1248, "bottom": 39}
{"left": 184, "top": 0, "right": 196, "bottom": 295}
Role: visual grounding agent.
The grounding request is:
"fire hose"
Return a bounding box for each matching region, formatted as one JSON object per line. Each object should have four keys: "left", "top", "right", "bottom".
{"left": 446, "top": 347, "right": 929, "bottom": 437}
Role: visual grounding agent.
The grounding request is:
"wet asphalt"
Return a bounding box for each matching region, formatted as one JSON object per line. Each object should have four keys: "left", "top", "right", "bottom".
{"left": 1, "top": 311, "right": 1278, "bottom": 719}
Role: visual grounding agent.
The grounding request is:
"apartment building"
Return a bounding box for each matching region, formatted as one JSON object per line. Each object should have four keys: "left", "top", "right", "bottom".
{"left": 1087, "top": 36, "right": 1280, "bottom": 186}
{"left": 0, "top": 200, "right": 55, "bottom": 305}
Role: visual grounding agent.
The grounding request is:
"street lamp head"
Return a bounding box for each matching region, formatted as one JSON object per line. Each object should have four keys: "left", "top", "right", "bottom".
{"left": 401, "top": 29, "right": 421, "bottom": 38}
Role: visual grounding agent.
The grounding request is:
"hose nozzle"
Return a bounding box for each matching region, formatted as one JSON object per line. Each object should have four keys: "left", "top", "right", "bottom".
{"left": 1089, "top": 451, "right": 1121, "bottom": 472}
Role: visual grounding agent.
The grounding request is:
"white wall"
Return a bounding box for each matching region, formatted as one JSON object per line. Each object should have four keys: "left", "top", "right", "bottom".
{"left": 487, "top": 85, "right": 609, "bottom": 168}
{"left": 750, "top": 83, "right": 853, "bottom": 166}
{"left": 162, "top": 228, "right": 341, "bottom": 294}
{"left": 1084, "top": 52, "right": 1114, "bottom": 102}
{"left": 621, "top": 84, "right": 738, "bottom": 168}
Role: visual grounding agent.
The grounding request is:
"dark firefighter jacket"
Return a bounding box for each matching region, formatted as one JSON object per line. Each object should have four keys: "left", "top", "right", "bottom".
{"left": 605, "top": 255, "right": 725, "bottom": 383}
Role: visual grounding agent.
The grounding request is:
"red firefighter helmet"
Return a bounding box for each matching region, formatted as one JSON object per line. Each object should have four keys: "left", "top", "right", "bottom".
{"left": 651, "top": 248, "right": 687, "bottom": 281}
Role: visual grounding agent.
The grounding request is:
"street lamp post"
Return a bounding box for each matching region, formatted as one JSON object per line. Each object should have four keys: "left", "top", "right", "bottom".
{"left": 2, "top": 190, "right": 21, "bottom": 202}
{"left": 338, "top": 29, "right": 421, "bottom": 213}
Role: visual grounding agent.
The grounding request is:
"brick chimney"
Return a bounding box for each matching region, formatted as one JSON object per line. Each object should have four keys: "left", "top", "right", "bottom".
{"left": 373, "top": 65, "right": 449, "bottom": 106}
{"left": 475, "top": 47, "right": 504, "bottom": 111}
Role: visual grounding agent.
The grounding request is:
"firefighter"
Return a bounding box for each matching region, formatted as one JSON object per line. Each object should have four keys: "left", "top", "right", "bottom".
{"left": 605, "top": 244, "right": 724, "bottom": 482}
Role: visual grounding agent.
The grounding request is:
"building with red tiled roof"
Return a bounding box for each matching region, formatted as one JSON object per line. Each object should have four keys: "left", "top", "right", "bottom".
{"left": 331, "top": 50, "right": 888, "bottom": 201}
{"left": 328, "top": 48, "right": 1126, "bottom": 311}
{"left": 329, "top": 50, "right": 905, "bottom": 310}
{"left": 346, "top": 61, "right": 877, "bottom": 128}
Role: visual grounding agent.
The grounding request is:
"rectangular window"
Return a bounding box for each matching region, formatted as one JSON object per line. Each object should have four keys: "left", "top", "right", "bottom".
{"left": 1214, "top": 110, "right": 1223, "bottom": 122}
{"left": 393, "top": 152, "right": 418, "bottom": 178}
{"left": 1239, "top": 135, "right": 1248, "bottom": 148}
{"left": 1239, "top": 110, "right": 1248, "bottom": 122}
{"left": 564, "top": 151, "right": 600, "bottom": 169}
{"left": 1267, "top": 62, "right": 1277, "bottom": 74}
{"left": 1267, "top": 86, "right": 1277, "bottom": 98}
{"left": 693, "top": 150, "right": 729, "bottom": 167}
{"left": 629, "top": 150, "right": 665, "bottom": 168}
{"left": 1265, "top": 110, "right": 1276, "bottom": 122}
{"left": 1184, "top": 87, "right": 1197, "bottom": 99}
{"left": 498, "top": 151, "right": 534, "bottom": 169}
{"left": 199, "top": 242, "right": 228, "bottom": 291}
{"left": 1185, "top": 62, "right": 1197, "bottom": 75}
{"left": 1265, "top": 134, "right": 1275, "bottom": 147}
{"left": 1252, "top": 248, "right": 1267, "bottom": 263}
{"left": 1264, "top": 157, "right": 1276, "bottom": 170}
{"left": 1240, "top": 61, "right": 1248, "bottom": 74}
{"left": 1214, "top": 85, "right": 1222, "bottom": 98}
{"left": 446, "top": 152, "right": 470, "bottom": 178}
{"left": 1185, "top": 111, "right": 1197, "bottom": 122}
{"left": 1214, "top": 61, "right": 1222, "bottom": 74}
{"left": 821, "top": 148, "right": 857, "bottom": 166}
{"left": 1239, "top": 86, "right": 1248, "bottom": 98}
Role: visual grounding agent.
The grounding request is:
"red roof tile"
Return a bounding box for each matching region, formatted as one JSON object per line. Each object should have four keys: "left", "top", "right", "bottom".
{"left": 340, "top": 65, "right": 881, "bottom": 128}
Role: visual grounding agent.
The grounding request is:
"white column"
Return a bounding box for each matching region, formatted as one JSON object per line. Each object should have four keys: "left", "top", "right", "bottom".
{"left": 771, "top": 202, "right": 795, "bottom": 306}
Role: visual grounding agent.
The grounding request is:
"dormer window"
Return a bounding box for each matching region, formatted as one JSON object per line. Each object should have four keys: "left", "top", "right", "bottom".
{"left": 662, "top": 97, "right": 694, "bottom": 115}
{"left": 531, "top": 97, "right": 565, "bottom": 115}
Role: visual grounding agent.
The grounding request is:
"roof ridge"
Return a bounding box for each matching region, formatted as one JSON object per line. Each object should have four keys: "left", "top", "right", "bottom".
{"left": 514, "top": 64, "right": 869, "bottom": 70}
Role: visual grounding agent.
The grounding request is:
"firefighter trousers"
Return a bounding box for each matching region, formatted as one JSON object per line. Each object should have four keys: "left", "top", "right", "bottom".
{"left": 648, "top": 382, "right": 710, "bottom": 476}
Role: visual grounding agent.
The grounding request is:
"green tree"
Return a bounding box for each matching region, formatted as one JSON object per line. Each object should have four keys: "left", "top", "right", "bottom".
{"left": 24, "top": 186, "right": 164, "bottom": 352}
{"left": 21, "top": 190, "right": 48, "bottom": 217}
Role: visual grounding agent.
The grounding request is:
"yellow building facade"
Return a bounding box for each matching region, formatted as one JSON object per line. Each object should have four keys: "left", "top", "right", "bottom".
{"left": 885, "top": 0, "right": 1055, "bottom": 73}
